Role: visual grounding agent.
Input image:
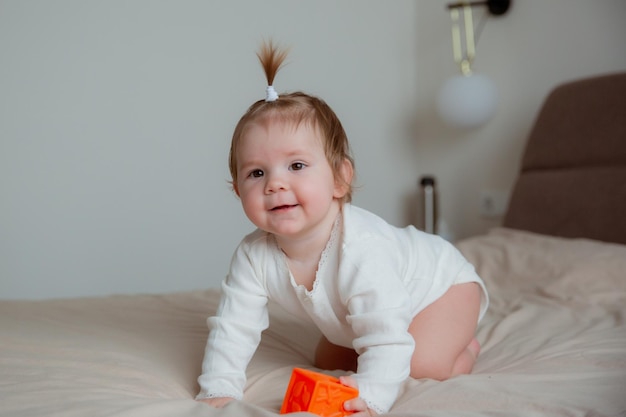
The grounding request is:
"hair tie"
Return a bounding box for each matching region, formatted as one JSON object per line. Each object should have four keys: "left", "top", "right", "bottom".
{"left": 265, "top": 85, "right": 279, "bottom": 102}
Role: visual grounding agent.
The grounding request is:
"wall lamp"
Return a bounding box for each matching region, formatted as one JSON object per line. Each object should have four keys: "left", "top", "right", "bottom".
{"left": 436, "top": 0, "right": 511, "bottom": 128}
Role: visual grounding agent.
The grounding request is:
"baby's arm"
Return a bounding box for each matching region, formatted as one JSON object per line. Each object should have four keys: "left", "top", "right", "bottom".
{"left": 340, "top": 243, "right": 416, "bottom": 413}
{"left": 196, "top": 240, "right": 270, "bottom": 401}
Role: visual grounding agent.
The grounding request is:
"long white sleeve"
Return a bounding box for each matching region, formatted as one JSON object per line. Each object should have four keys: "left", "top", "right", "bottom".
{"left": 338, "top": 240, "right": 415, "bottom": 413}
{"left": 196, "top": 241, "right": 269, "bottom": 400}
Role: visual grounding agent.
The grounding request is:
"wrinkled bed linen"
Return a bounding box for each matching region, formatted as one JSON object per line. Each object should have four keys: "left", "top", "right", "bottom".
{"left": 1, "top": 228, "right": 625, "bottom": 417}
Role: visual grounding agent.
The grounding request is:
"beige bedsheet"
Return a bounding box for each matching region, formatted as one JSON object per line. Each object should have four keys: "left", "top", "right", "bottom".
{"left": 1, "top": 228, "right": 625, "bottom": 417}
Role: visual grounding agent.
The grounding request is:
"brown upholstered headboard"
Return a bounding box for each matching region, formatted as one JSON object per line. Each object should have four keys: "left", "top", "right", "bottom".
{"left": 503, "top": 72, "right": 626, "bottom": 244}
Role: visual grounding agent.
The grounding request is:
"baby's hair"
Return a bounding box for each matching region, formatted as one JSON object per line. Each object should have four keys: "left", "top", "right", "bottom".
{"left": 229, "top": 40, "right": 355, "bottom": 203}
{"left": 257, "top": 39, "right": 289, "bottom": 87}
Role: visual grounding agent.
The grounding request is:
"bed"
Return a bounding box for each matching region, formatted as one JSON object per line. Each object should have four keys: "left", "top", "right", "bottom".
{"left": 2, "top": 72, "right": 626, "bottom": 417}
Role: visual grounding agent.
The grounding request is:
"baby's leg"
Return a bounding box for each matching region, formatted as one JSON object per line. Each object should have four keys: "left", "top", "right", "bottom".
{"left": 314, "top": 336, "right": 358, "bottom": 372}
{"left": 408, "top": 282, "right": 482, "bottom": 380}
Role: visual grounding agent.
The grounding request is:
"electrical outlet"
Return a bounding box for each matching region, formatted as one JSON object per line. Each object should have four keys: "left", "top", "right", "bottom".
{"left": 480, "top": 190, "right": 509, "bottom": 218}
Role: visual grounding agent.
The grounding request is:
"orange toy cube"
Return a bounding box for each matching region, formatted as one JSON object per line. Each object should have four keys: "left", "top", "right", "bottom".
{"left": 280, "top": 368, "right": 359, "bottom": 417}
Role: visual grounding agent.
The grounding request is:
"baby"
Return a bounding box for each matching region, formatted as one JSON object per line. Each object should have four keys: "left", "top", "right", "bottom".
{"left": 196, "top": 41, "right": 488, "bottom": 416}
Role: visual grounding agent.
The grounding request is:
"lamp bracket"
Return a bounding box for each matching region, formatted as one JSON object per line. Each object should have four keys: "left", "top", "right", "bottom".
{"left": 447, "top": 0, "right": 511, "bottom": 16}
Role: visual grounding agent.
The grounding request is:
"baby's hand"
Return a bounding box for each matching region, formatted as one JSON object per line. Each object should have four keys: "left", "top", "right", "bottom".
{"left": 339, "top": 376, "right": 378, "bottom": 417}
{"left": 197, "top": 397, "right": 234, "bottom": 408}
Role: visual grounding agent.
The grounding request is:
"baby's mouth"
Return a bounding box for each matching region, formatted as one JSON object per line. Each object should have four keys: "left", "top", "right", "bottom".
{"left": 271, "top": 204, "right": 298, "bottom": 211}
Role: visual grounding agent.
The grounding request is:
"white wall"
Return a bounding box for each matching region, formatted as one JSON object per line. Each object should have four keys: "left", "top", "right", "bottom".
{"left": 1, "top": 1, "right": 625, "bottom": 299}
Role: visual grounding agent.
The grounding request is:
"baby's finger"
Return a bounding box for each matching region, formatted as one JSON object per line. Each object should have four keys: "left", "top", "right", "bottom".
{"left": 343, "top": 396, "right": 368, "bottom": 413}
{"left": 339, "top": 375, "right": 358, "bottom": 389}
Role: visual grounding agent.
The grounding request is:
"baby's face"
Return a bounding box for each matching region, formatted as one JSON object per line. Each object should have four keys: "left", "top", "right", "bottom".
{"left": 234, "top": 120, "right": 344, "bottom": 240}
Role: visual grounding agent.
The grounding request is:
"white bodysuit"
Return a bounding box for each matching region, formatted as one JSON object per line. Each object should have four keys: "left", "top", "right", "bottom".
{"left": 197, "top": 204, "right": 488, "bottom": 413}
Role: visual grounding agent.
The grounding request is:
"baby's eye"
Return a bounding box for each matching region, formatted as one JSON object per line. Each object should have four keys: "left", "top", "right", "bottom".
{"left": 290, "top": 162, "right": 305, "bottom": 171}
{"left": 249, "top": 169, "right": 264, "bottom": 178}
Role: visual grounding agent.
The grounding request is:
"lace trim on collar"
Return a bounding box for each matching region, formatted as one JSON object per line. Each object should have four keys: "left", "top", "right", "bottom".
{"left": 309, "top": 213, "right": 342, "bottom": 295}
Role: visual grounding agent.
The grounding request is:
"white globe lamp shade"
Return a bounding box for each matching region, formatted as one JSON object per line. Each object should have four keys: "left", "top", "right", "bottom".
{"left": 436, "top": 73, "right": 498, "bottom": 128}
